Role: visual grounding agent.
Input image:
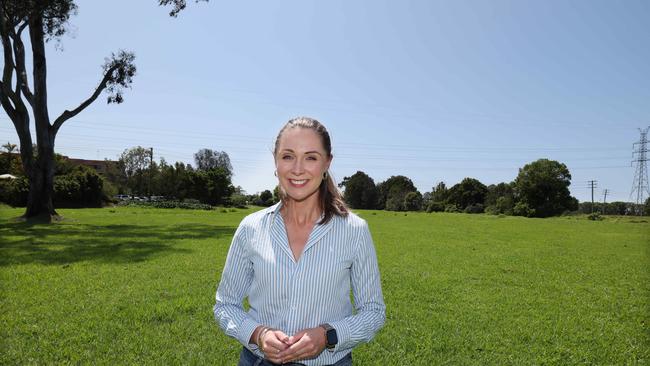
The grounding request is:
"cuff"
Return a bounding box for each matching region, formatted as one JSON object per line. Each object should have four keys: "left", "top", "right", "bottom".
{"left": 237, "top": 317, "right": 262, "bottom": 349}
{"left": 327, "top": 319, "right": 351, "bottom": 353}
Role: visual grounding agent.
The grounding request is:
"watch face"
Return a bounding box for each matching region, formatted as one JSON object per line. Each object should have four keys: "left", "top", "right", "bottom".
{"left": 326, "top": 329, "right": 338, "bottom": 346}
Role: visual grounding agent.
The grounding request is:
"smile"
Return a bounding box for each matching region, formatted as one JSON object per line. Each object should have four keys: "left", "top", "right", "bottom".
{"left": 289, "top": 179, "right": 308, "bottom": 186}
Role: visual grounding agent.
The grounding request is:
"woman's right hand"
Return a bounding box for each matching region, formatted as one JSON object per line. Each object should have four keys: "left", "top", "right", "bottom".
{"left": 258, "top": 328, "right": 291, "bottom": 363}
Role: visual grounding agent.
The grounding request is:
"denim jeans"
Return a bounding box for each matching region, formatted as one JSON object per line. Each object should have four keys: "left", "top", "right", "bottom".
{"left": 237, "top": 347, "right": 352, "bottom": 366}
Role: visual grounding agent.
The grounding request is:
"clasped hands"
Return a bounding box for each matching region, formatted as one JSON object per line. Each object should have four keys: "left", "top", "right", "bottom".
{"left": 254, "top": 326, "right": 327, "bottom": 364}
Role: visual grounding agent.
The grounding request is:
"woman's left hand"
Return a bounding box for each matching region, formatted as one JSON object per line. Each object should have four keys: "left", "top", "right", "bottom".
{"left": 277, "top": 326, "right": 327, "bottom": 363}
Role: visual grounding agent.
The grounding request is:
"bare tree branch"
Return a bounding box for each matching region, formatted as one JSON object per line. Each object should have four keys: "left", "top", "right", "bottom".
{"left": 0, "top": 81, "right": 17, "bottom": 118}
{"left": 51, "top": 64, "right": 118, "bottom": 135}
{"left": 0, "top": 25, "right": 24, "bottom": 111}
{"left": 12, "top": 24, "right": 34, "bottom": 106}
{"left": 52, "top": 50, "right": 136, "bottom": 135}
{"left": 16, "top": 19, "right": 27, "bottom": 36}
{"left": 1, "top": 13, "right": 15, "bottom": 89}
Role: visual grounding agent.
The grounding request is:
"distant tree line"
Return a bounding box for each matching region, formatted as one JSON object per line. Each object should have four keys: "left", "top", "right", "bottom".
{"left": 0, "top": 145, "right": 276, "bottom": 208}
{"left": 338, "top": 158, "right": 648, "bottom": 218}
{"left": 3, "top": 147, "right": 649, "bottom": 216}
{"left": 106, "top": 146, "right": 276, "bottom": 207}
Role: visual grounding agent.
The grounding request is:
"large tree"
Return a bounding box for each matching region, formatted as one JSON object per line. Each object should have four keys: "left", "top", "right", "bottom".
{"left": 0, "top": 0, "right": 203, "bottom": 219}
{"left": 118, "top": 146, "right": 153, "bottom": 196}
{"left": 430, "top": 181, "right": 449, "bottom": 203}
{"left": 194, "top": 148, "right": 232, "bottom": 177}
{"left": 446, "top": 177, "right": 487, "bottom": 210}
{"left": 513, "top": 158, "right": 578, "bottom": 217}
{"left": 376, "top": 175, "right": 418, "bottom": 211}
{"left": 339, "top": 170, "right": 378, "bottom": 209}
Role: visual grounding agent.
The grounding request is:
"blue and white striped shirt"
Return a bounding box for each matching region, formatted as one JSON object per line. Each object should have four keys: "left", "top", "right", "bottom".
{"left": 214, "top": 202, "right": 385, "bottom": 365}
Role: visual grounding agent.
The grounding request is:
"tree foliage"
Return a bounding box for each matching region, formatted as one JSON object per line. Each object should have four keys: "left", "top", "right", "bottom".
{"left": 118, "top": 146, "right": 152, "bottom": 196}
{"left": 431, "top": 181, "right": 449, "bottom": 203}
{"left": 104, "top": 146, "right": 235, "bottom": 206}
{"left": 446, "top": 177, "right": 487, "bottom": 210}
{"left": 186, "top": 167, "right": 233, "bottom": 206}
{"left": 159, "top": 0, "right": 208, "bottom": 17}
{"left": 1, "top": 141, "right": 21, "bottom": 174}
{"left": 377, "top": 175, "right": 418, "bottom": 211}
{"left": 514, "top": 159, "right": 578, "bottom": 217}
{"left": 339, "top": 171, "right": 378, "bottom": 209}
{"left": 403, "top": 191, "right": 423, "bottom": 211}
{"left": 258, "top": 189, "right": 274, "bottom": 206}
{"left": 194, "top": 148, "right": 232, "bottom": 176}
{"left": 53, "top": 165, "right": 104, "bottom": 207}
{"left": 485, "top": 182, "right": 515, "bottom": 215}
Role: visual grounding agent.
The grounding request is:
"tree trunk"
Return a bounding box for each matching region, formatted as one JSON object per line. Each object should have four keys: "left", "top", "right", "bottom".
{"left": 24, "top": 136, "right": 57, "bottom": 218}
{"left": 22, "top": 15, "right": 57, "bottom": 220}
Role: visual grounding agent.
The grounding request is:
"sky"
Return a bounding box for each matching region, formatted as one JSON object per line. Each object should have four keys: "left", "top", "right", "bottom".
{"left": 1, "top": 0, "right": 649, "bottom": 203}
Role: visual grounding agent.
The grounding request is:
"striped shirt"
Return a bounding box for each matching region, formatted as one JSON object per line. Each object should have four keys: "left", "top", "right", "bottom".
{"left": 214, "top": 202, "right": 385, "bottom": 365}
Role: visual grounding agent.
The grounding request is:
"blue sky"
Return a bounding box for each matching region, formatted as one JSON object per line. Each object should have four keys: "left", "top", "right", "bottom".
{"left": 1, "top": 0, "right": 649, "bottom": 203}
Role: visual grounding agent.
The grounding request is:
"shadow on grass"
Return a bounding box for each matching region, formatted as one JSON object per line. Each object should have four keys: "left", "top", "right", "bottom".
{"left": 0, "top": 221, "right": 236, "bottom": 266}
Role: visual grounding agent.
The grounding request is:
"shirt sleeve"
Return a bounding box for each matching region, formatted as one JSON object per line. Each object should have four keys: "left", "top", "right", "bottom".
{"left": 213, "top": 221, "right": 261, "bottom": 349}
{"left": 328, "top": 220, "right": 386, "bottom": 352}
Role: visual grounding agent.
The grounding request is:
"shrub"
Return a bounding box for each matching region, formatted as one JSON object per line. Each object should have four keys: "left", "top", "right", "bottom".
{"left": 426, "top": 201, "right": 445, "bottom": 213}
{"left": 495, "top": 196, "right": 514, "bottom": 215}
{"left": 464, "top": 203, "right": 484, "bottom": 214}
{"left": 102, "top": 180, "right": 119, "bottom": 203}
{"left": 229, "top": 193, "right": 248, "bottom": 209}
{"left": 444, "top": 204, "right": 460, "bottom": 213}
{"left": 118, "top": 200, "right": 212, "bottom": 210}
{"left": 587, "top": 212, "right": 603, "bottom": 221}
{"left": 403, "top": 191, "right": 423, "bottom": 211}
{"left": 385, "top": 196, "right": 405, "bottom": 211}
{"left": 0, "top": 167, "right": 105, "bottom": 208}
{"left": 0, "top": 176, "right": 29, "bottom": 206}
{"left": 53, "top": 166, "right": 104, "bottom": 207}
{"left": 513, "top": 202, "right": 535, "bottom": 217}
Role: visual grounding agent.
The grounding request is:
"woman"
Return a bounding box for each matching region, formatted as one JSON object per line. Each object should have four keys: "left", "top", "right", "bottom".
{"left": 214, "top": 117, "right": 385, "bottom": 366}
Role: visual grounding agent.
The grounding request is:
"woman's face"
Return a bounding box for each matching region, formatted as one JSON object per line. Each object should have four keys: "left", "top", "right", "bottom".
{"left": 275, "top": 127, "right": 331, "bottom": 203}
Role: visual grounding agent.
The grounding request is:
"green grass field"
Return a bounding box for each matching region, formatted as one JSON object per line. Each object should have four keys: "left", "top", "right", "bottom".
{"left": 1, "top": 206, "right": 648, "bottom": 365}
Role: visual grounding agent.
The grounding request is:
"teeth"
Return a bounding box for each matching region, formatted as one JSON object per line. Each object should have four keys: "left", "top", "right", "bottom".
{"left": 290, "top": 179, "right": 307, "bottom": 185}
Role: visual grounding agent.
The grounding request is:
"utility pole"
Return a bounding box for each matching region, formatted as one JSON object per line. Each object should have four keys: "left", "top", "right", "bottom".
{"left": 149, "top": 147, "right": 154, "bottom": 201}
{"left": 630, "top": 127, "right": 650, "bottom": 215}
{"left": 602, "top": 189, "right": 609, "bottom": 214}
{"left": 588, "top": 180, "right": 598, "bottom": 213}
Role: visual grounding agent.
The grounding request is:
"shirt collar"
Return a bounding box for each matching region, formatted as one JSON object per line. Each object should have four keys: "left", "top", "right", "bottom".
{"left": 266, "top": 201, "right": 282, "bottom": 215}
{"left": 266, "top": 200, "right": 326, "bottom": 224}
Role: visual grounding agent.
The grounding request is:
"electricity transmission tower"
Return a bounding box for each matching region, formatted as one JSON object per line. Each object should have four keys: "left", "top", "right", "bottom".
{"left": 630, "top": 127, "right": 650, "bottom": 214}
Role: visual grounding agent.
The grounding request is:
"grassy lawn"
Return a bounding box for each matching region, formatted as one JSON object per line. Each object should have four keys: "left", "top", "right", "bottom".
{"left": 1, "top": 206, "right": 648, "bottom": 365}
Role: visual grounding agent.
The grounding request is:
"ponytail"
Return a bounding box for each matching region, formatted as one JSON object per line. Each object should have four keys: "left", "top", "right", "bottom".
{"left": 318, "top": 171, "right": 348, "bottom": 225}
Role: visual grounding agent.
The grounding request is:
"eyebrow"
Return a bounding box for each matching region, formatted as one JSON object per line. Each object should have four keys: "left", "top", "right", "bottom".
{"left": 281, "top": 149, "right": 323, "bottom": 156}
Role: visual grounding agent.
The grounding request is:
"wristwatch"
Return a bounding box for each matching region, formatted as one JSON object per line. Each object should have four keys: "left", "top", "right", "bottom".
{"left": 320, "top": 323, "right": 338, "bottom": 350}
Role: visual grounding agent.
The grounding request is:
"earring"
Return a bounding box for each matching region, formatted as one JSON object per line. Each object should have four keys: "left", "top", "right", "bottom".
{"left": 323, "top": 171, "right": 328, "bottom": 179}
{"left": 274, "top": 170, "right": 278, "bottom": 177}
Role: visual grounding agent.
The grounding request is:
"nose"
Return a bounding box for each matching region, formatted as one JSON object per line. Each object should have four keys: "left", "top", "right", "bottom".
{"left": 291, "top": 158, "right": 304, "bottom": 175}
